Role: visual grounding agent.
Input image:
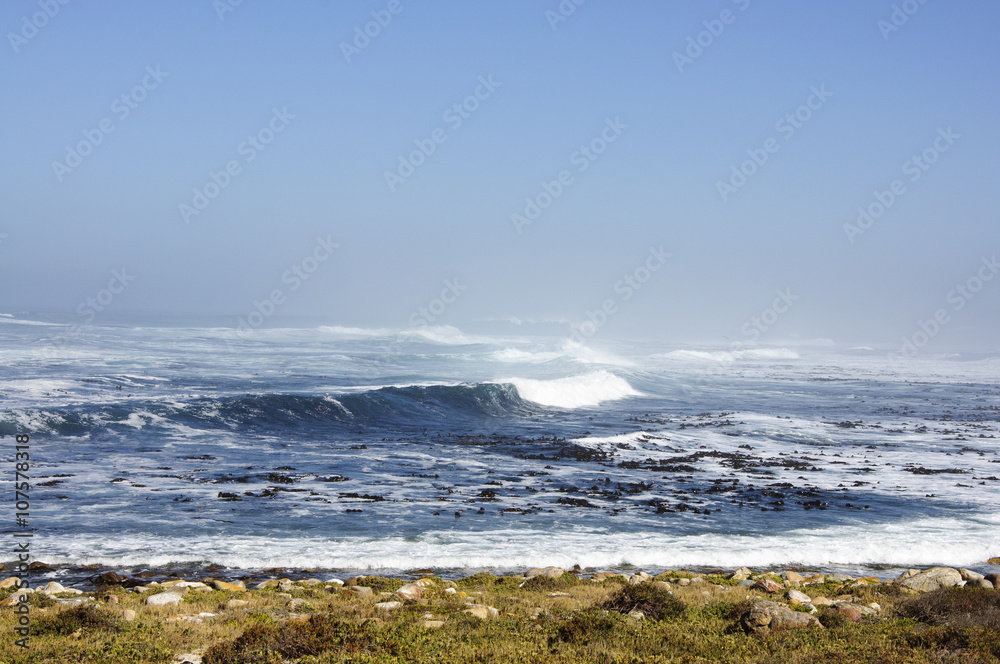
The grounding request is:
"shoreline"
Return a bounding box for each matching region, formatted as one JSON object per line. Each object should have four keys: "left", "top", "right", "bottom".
{"left": 8, "top": 557, "right": 1000, "bottom": 592}
{"left": 3, "top": 561, "right": 999, "bottom": 663}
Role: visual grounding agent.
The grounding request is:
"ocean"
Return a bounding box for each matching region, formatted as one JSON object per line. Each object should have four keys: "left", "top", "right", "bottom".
{"left": 2, "top": 316, "right": 999, "bottom": 581}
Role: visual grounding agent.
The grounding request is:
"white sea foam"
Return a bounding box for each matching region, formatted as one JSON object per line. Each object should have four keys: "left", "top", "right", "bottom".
{"left": 489, "top": 348, "right": 562, "bottom": 363}
{"left": 39, "top": 514, "right": 1000, "bottom": 572}
{"left": 570, "top": 431, "right": 669, "bottom": 447}
{"left": 503, "top": 371, "right": 640, "bottom": 408}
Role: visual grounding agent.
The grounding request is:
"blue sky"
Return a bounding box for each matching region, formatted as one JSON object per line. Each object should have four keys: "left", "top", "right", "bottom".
{"left": 2, "top": 0, "right": 998, "bottom": 349}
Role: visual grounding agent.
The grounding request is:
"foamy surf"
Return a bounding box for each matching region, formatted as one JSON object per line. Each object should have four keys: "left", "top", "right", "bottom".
{"left": 37, "top": 513, "right": 1000, "bottom": 573}
{"left": 502, "top": 370, "right": 640, "bottom": 408}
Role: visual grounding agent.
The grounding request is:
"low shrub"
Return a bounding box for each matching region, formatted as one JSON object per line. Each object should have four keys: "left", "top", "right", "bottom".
{"left": 898, "top": 587, "right": 1000, "bottom": 629}
{"left": 33, "top": 606, "right": 121, "bottom": 636}
{"left": 520, "top": 573, "right": 580, "bottom": 591}
{"left": 552, "top": 611, "right": 619, "bottom": 644}
{"left": 203, "top": 614, "right": 385, "bottom": 664}
{"left": 601, "top": 583, "right": 686, "bottom": 621}
{"left": 817, "top": 607, "right": 851, "bottom": 629}
{"left": 457, "top": 572, "right": 497, "bottom": 588}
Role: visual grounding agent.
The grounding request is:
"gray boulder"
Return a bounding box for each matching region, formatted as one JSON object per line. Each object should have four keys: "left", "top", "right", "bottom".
{"left": 896, "top": 567, "right": 963, "bottom": 593}
{"left": 740, "top": 601, "right": 823, "bottom": 635}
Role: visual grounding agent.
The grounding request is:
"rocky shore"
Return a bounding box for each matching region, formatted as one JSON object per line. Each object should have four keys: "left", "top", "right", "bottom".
{"left": 2, "top": 561, "right": 999, "bottom": 663}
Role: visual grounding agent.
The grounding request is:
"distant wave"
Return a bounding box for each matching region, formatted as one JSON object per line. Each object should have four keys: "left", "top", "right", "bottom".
{"left": 502, "top": 370, "right": 640, "bottom": 408}
{"left": 316, "top": 326, "right": 393, "bottom": 337}
{"left": 0, "top": 315, "right": 62, "bottom": 326}
{"left": 659, "top": 348, "right": 800, "bottom": 362}
{"left": 403, "top": 325, "right": 481, "bottom": 345}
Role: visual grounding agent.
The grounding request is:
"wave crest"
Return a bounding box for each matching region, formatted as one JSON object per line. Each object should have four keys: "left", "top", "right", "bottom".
{"left": 503, "top": 371, "right": 640, "bottom": 408}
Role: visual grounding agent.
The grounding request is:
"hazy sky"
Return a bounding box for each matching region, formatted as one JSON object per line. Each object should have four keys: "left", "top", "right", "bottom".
{"left": 2, "top": 0, "right": 998, "bottom": 349}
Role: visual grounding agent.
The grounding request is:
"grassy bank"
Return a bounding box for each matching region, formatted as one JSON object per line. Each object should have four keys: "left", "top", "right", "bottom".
{"left": 1, "top": 567, "right": 999, "bottom": 663}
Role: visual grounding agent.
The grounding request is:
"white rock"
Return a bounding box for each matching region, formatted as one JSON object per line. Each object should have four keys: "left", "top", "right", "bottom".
{"left": 787, "top": 589, "right": 812, "bottom": 605}
{"left": 464, "top": 604, "right": 500, "bottom": 619}
{"left": 729, "top": 567, "right": 753, "bottom": 581}
{"left": 376, "top": 601, "right": 403, "bottom": 610}
{"left": 326, "top": 578, "right": 345, "bottom": 586}
{"left": 55, "top": 598, "right": 90, "bottom": 607}
{"left": 395, "top": 583, "right": 424, "bottom": 601}
{"left": 146, "top": 592, "right": 182, "bottom": 606}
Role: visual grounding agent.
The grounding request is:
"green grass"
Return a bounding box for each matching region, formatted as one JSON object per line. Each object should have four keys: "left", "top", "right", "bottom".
{"left": 4, "top": 574, "right": 1000, "bottom": 663}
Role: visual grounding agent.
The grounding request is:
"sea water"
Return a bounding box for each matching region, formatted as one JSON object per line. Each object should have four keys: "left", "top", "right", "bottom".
{"left": 1, "top": 316, "right": 998, "bottom": 578}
